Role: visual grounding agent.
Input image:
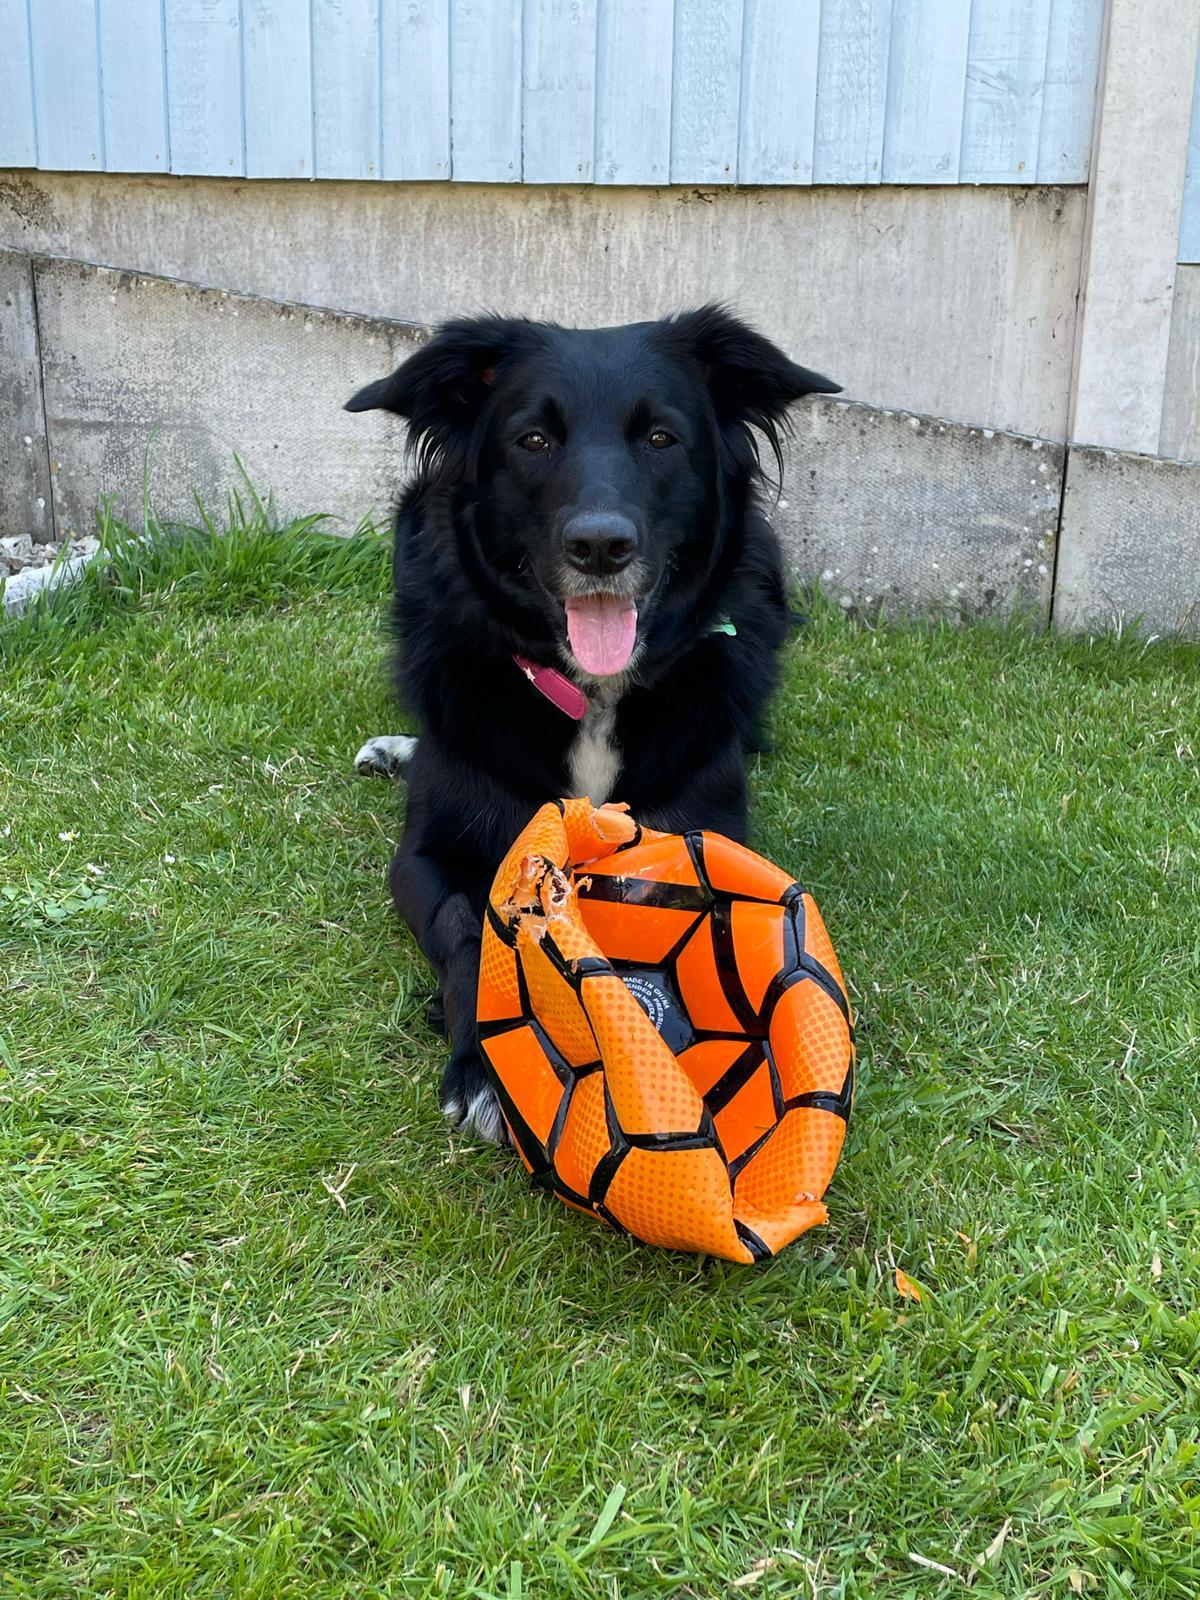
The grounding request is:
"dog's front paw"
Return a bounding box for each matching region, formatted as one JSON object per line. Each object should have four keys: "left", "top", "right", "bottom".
{"left": 354, "top": 734, "right": 417, "bottom": 779}
{"left": 440, "top": 1050, "right": 510, "bottom": 1146}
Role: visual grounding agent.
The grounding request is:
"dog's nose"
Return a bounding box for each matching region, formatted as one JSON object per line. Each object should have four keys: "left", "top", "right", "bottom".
{"left": 561, "top": 512, "right": 639, "bottom": 577}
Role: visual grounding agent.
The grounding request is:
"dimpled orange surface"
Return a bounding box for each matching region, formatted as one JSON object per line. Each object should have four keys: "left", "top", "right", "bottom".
{"left": 477, "top": 799, "right": 855, "bottom": 1263}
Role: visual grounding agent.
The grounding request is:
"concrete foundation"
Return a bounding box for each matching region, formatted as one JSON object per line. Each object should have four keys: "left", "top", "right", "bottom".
{"left": 0, "top": 250, "right": 53, "bottom": 542}
{"left": 1069, "top": 0, "right": 1200, "bottom": 456}
{"left": 32, "top": 258, "right": 422, "bottom": 538}
{"left": 1053, "top": 447, "right": 1200, "bottom": 636}
{"left": 1160, "top": 265, "right": 1200, "bottom": 463}
{"left": 779, "top": 401, "right": 1061, "bottom": 622}
{"left": 0, "top": 170, "right": 1086, "bottom": 441}
{"left": 1, "top": 248, "right": 1066, "bottom": 620}
{"left": 2, "top": 205, "right": 1197, "bottom": 637}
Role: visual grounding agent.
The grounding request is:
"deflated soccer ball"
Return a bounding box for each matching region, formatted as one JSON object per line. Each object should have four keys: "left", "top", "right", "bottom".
{"left": 477, "top": 799, "right": 854, "bottom": 1263}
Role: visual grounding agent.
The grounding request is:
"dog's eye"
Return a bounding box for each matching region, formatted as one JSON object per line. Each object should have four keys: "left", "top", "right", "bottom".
{"left": 648, "top": 429, "right": 677, "bottom": 450}
{"left": 518, "top": 431, "right": 550, "bottom": 454}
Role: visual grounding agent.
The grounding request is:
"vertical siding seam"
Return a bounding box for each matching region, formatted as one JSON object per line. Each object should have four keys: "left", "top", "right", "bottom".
{"left": 447, "top": 1, "right": 455, "bottom": 180}
{"left": 159, "top": 0, "right": 171, "bottom": 167}
{"left": 1033, "top": 0, "right": 1057, "bottom": 182}
{"left": 1079, "top": 0, "right": 1108, "bottom": 184}
{"left": 957, "top": 0, "right": 976, "bottom": 182}
{"left": 664, "top": 0, "right": 675, "bottom": 182}
{"left": 237, "top": 0, "right": 248, "bottom": 175}
{"left": 94, "top": 0, "right": 107, "bottom": 168}
{"left": 445, "top": 0, "right": 453, "bottom": 178}
{"left": 518, "top": 0, "right": 525, "bottom": 182}
{"left": 735, "top": 0, "right": 750, "bottom": 184}
{"left": 879, "top": 0, "right": 901, "bottom": 181}
{"left": 876, "top": 0, "right": 896, "bottom": 184}
{"left": 592, "top": 0, "right": 603, "bottom": 182}
{"left": 809, "top": 0, "right": 824, "bottom": 184}
{"left": 520, "top": 0, "right": 529, "bottom": 182}
{"left": 668, "top": 0, "right": 679, "bottom": 181}
{"left": 308, "top": 0, "right": 316, "bottom": 176}
{"left": 376, "top": 0, "right": 384, "bottom": 178}
{"left": 811, "top": 0, "right": 826, "bottom": 185}
{"left": 23, "top": 0, "right": 39, "bottom": 165}
{"left": 1064, "top": 0, "right": 1113, "bottom": 443}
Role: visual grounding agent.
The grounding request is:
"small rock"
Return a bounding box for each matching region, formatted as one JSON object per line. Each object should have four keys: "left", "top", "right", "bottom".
{"left": 1, "top": 531, "right": 102, "bottom": 581}
{"left": 1, "top": 532, "right": 37, "bottom": 574}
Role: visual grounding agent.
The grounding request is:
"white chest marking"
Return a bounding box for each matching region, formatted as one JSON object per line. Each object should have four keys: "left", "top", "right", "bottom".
{"left": 568, "top": 693, "right": 622, "bottom": 805}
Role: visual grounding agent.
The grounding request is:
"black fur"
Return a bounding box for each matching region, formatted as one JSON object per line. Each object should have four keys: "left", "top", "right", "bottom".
{"left": 346, "top": 306, "right": 838, "bottom": 1134}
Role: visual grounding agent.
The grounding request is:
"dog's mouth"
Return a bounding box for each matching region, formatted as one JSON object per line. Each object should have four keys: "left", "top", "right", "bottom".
{"left": 563, "top": 593, "right": 639, "bottom": 677}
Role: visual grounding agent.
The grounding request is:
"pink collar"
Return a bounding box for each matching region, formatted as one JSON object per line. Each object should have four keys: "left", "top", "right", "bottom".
{"left": 512, "top": 654, "right": 589, "bottom": 720}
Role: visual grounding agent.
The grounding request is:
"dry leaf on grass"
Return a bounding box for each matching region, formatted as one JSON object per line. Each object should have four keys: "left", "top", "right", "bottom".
{"left": 895, "top": 1268, "right": 923, "bottom": 1302}
{"left": 973, "top": 1517, "right": 1011, "bottom": 1571}
{"left": 731, "top": 1558, "right": 774, "bottom": 1587}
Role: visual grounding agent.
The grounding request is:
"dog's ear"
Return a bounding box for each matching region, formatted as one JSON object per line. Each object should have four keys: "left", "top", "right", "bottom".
{"left": 664, "top": 304, "right": 840, "bottom": 428}
{"left": 344, "top": 316, "right": 524, "bottom": 439}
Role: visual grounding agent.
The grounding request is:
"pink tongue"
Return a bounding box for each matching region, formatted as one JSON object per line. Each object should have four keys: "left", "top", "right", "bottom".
{"left": 565, "top": 595, "right": 638, "bottom": 677}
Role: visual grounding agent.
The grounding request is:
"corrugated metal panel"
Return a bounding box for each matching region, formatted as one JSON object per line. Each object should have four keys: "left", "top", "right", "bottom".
{"left": 1180, "top": 43, "right": 1200, "bottom": 264}
{"left": 1, "top": 0, "right": 1106, "bottom": 186}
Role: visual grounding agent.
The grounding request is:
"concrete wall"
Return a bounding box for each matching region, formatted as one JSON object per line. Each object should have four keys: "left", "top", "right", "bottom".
{"left": 1, "top": 163, "right": 1197, "bottom": 636}
{"left": 781, "top": 402, "right": 1061, "bottom": 623}
{"left": 32, "top": 258, "right": 419, "bottom": 540}
{"left": 1, "top": 247, "right": 1066, "bottom": 623}
{"left": 0, "top": 250, "right": 52, "bottom": 543}
{"left": 1054, "top": 447, "right": 1200, "bottom": 635}
{"left": 0, "top": 171, "right": 1086, "bottom": 441}
{"left": 1070, "top": 0, "right": 1200, "bottom": 457}
{"left": 1161, "top": 266, "right": 1200, "bottom": 462}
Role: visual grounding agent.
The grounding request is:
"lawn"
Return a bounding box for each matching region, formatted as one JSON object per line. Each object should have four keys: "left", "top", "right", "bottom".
{"left": 2, "top": 513, "right": 1199, "bottom": 1598}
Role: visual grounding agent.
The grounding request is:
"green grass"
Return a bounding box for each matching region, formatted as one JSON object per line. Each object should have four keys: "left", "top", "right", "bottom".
{"left": 3, "top": 509, "right": 1199, "bottom": 1598}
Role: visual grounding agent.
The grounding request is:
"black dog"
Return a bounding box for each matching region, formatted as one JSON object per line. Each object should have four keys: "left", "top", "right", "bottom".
{"left": 347, "top": 306, "right": 837, "bottom": 1142}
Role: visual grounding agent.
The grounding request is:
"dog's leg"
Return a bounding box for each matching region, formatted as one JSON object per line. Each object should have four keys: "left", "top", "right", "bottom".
{"left": 424, "top": 993, "right": 447, "bottom": 1037}
{"left": 354, "top": 734, "right": 418, "bottom": 779}
{"left": 389, "top": 838, "right": 508, "bottom": 1145}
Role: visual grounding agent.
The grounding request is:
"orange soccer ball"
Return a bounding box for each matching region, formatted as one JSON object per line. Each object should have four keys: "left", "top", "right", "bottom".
{"left": 477, "top": 799, "right": 855, "bottom": 1264}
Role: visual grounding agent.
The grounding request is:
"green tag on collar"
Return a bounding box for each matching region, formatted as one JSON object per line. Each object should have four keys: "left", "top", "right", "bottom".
{"left": 710, "top": 616, "right": 738, "bottom": 637}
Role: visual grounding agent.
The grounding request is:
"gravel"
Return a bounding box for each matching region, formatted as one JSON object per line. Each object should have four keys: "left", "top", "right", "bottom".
{"left": 1, "top": 532, "right": 103, "bottom": 616}
{"left": 1, "top": 532, "right": 102, "bottom": 576}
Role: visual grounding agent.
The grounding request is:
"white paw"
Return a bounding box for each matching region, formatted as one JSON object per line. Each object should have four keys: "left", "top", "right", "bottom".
{"left": 444, "top": 1086, "right": 511, "bottom": 1146}
{"left": 354, "top": 733, "right": 417, "bottom": 778}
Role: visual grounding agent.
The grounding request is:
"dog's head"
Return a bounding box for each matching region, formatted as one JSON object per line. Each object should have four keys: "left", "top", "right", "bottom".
{"left": 347, "top": 307, "right": 838, "bottom": 678}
